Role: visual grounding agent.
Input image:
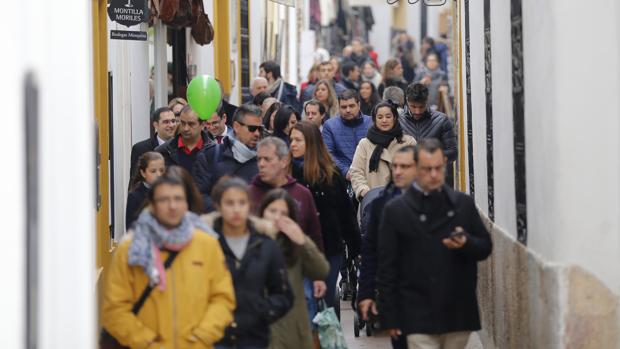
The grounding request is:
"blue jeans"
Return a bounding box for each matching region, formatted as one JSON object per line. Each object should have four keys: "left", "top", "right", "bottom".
{"left": 304, "top": 278, "right": 318, "bottom": 328}
{"left": 325, "top": 254, "right": 344, "bottom": 308}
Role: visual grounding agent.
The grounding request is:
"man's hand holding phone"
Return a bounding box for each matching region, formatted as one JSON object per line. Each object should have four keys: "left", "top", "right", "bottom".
{"left": 442, "top": 226, "right": 468, "bottom": 249}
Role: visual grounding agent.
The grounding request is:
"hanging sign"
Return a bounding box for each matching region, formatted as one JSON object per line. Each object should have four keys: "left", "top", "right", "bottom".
{"left": 107, "top": 0, "right": 149, "bottom": 28}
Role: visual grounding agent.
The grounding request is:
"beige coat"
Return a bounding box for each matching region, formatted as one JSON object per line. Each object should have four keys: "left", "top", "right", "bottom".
{"left": 350, "top": 135, "right": 416, "bottom": 198}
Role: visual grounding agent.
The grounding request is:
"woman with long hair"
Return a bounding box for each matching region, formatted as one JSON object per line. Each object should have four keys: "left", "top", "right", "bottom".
{"left": 259, "top": 189, "right": 329, "bottom": 349}
{"left": 350, "top": 100, "right": 416, "bottom": 199}
{"left": 288, "top": 121, "right": 361, "bottom": 309}
{"left": 206, "top": 177, "right": 293, "bottom": 349}
{"left": 126, "top": 151, "right": 165, "bottom": 229}
{"left": 102, "top": 173, "right": 235, "bottom": 349}
{"left": 378, "top": 58, "right": 408, "bottom": 96}
{"left": 359, "top": 80, "right": 381, "bottom": 116}
{"left": 272, "top": 104, "right": 300, "bottom": 145}
{"left": 312, "top": 79, "right": 339, "bottom": 117}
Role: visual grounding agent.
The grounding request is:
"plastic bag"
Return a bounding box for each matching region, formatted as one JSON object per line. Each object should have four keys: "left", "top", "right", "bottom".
{"left": 312, "top": 299, "right": 348, "bottom": 349}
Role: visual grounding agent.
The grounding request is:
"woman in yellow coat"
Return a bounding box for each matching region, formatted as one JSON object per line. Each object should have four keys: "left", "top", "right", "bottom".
{"left": 101, "top": 172, "right": 236, "bottom": 349}
{"left": 350, "top": 100, "right": 416, "bottom": 200}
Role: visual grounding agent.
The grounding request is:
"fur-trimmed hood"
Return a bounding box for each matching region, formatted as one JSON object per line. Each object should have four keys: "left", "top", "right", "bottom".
{"left": 200, "top": 212, "right": 279, "bottom": 239}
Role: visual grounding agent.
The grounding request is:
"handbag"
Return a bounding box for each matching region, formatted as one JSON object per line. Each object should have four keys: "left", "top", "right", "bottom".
{"left": 100, "top": 251, "right": 179, "bottom": 349}
{"left": 312, "top": 299, "right": 348, "bottom": 349}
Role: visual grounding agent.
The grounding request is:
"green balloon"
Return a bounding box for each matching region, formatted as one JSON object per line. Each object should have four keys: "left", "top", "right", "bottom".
{"left": 187, "top": 75, "right": 222, "bottom": 120}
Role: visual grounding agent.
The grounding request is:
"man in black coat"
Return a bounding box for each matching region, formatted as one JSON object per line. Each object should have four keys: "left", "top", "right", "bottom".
{"left": 155, "top": 105, "right": 211, "bottom": 174}
{"left": 377, "top": 138, "right": 492, "bottom": 349}
{"left": 192, "top": 104, "right": 262, "bottom": 212}
{"left": 129, "top": 107, "right": 177, "bottom": 180}
{"left": 357, "top": 145, "right": 417, "bottom": 349}
{"left": 399, "top": 83, "right": 457, "bottom": 163}
{"left": 259, "top": 60, "right": 301, "bottom": 113}
{"left": 340, "top": 61, "right": 361, "bottom": 91}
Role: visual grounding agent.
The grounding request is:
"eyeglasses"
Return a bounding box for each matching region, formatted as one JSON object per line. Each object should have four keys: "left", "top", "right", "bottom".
{"left": 159, "top": 119, "right": 178, "bottom": 126}
{"left": 237, "top": 121, "right": 264, "bottom": 133}
{"left": 174, "top": 111, "right": 182, "bottom": 117}
{"left": 391, "top": 163, "right": 414, "bottom": 171}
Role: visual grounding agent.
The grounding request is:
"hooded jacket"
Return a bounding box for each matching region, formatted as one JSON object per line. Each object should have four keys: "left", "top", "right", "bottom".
{"left": 248, "top": 175, "right": 324, "bottom": 252}
{"left": 202, "top": 214, "right": 293, "bottom": 348}
{"left": 101, "top": 229, "right": 236, "bottom": 349}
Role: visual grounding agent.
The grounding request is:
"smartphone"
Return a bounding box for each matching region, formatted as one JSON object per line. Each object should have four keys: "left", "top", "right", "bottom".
{"left": 450, "top": 231, "right": 467, "bottom": 239}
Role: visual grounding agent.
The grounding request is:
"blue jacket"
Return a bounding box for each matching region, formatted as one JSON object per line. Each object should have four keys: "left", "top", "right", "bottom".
{"left": 322, "top": 113, "right": 371, "bottom": 177}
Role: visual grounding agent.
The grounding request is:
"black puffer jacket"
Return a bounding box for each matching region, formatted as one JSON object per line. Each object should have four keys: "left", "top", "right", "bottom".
{"left": 398, "top": 108, "right": 458, "bottom": 162}
{"left": 291, "top": 163, "right": 361, "bottom": 258}
{"left": 213, "top": 218, "right": 293, "bottom": 348}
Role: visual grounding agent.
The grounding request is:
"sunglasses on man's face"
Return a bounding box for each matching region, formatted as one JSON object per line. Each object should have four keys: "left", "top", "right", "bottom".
{"left": 237, "top": 121, "right": 264, "bottom": 133}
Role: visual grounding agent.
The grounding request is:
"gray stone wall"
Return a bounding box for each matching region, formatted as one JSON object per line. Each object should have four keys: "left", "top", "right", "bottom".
{"left": 476, "top": 213, "right": 620, "bottom": 349}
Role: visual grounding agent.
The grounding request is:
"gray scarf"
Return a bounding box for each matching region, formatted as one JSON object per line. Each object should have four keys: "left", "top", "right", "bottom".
{"left": 229, "top": 132, "right": 257, "bottom": 163}
{"left": 128, "top": 210, "right": 217, "bottom": 289}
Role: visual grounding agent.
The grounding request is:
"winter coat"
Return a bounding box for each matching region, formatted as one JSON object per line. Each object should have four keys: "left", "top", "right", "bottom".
{"left": 203, "top": 215, "right": 294, "bottom": 348}
{"left": 155, "top": 131, "right": 212, "bottom": 174}
{"left": 357, "top": 183, "right": 401, "bottom": 301}
{"left": 376, "top": 185, "right": 493, "bottom": 335}
{"left": 125, "top": 183, "right": 149, "bottom": 230}
{"left": 291, "top": 164, "right": 361, "bottom": 258}
{"left": 322, "top": 113, "right": 372, "bottom": 177}
{"left": 398, "top": 108, "right": 458, "bottom": 163}
{"left": 192, "top": 136, "right": 258, "bottom": 212}
{"left": 129, "top": 133, "right": 160, "bottom": 181}
{"left": 415, "top": 66, "right": 448, "bottom": 107}
{"left": 271, "top": 80, "right": 301, "bottom": 113}
{"left": 269, "top": 234, "right": 329, "bottom": 349}
{"left": 349, "top": 135, "right": 416, "bottom": 198}
{"left": 377, "top": 77, "right": 409, "bottom": 97}
{"left": 248, "top": 175, "right": 324, "bottom": 252}
{"left": 101, "top": 229, "right": 236, "bottom": 349}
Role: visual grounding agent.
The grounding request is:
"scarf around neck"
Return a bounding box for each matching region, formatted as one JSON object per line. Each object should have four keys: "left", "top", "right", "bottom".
{"left": 267, "top": 78, "right": 283, "bottom": 95}
{"left": 128, "top": 210, "right": 217, "bottom": 290}
{"left": 229, "top": 132, "right": 257, "bottom": 164}
{"left": 366, "top": 122, "right": 403, "bottom": 173}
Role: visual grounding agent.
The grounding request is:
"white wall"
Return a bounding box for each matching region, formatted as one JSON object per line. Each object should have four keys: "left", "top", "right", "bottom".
{"left": 468, "top": 0, "right": 488, "bottom": 214}
{"left": 490, "top": 0, "right": 516, "bottom": 236}
{"left": 368, "top": 4, "right": 393, "bottom": 64}
{"left": 464, "top": 0, "right": 620, "bottom": 294}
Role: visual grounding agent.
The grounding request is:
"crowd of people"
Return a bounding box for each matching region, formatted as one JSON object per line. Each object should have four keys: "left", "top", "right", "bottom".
{"left": 105, "top": 36, "right": 491, "bottom": 349}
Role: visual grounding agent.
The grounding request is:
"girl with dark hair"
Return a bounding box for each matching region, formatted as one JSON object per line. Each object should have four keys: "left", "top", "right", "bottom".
{"left": 205, "top": 177, "right": 293, "bottom": 349}
{"left": 272, "top": 104, "right": 300, "bottom": 145}
{"left": 288, "top": 121, "right": 361, "bottom": 309}
{"left": 259, "top": 189, "right": 329, "bottom": 349}
{"left": 262, "top": 101, "right": 281, "bottom": 135}
{"left": 126, "top": 151, "right": 165, "bottom": 229}
{"left": 350, "top": 100, "right": 416, "bottom": 199}
{"left": 359, "top": 80, "right": 381, "bottom": 116}
{"left": 165, "top": 165, "right": 204, "bottom": 213}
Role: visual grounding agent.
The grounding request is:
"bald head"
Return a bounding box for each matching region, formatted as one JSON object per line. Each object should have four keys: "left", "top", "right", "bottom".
{"left": 251, "top": 77, "right": 269, "bottom": 96}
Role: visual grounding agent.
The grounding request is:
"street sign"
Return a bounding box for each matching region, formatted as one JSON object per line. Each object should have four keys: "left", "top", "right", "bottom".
{"left": 107, "top": 0, "right": 149, "bottom": 28}
{"left": 110, "top": 30, "right": 148, "bottom": 41}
